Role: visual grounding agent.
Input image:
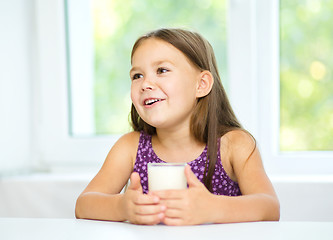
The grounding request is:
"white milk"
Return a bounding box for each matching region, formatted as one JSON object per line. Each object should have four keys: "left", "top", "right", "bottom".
{"left": 148, "top": 163, "right": 187, "bottom": 191}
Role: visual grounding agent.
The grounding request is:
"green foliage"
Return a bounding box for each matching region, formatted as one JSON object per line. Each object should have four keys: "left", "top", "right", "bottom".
{"left": 92, "top": 0, "right": 227, "bottom": 134}
{"left": 280, "top": 0, "right": 333, "bottom": 150}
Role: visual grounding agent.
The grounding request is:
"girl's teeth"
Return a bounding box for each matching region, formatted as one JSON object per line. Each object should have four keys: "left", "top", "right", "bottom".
{"left": 145, "top": 99, "right": 159, "bottom": 105}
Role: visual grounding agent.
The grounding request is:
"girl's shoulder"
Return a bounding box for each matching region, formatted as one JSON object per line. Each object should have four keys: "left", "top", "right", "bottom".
{"left": 107, "top": 131, "right": 141, "bottom": 168}
{"left": 115, "top": 131, "right": 141, "bottom": 149}
{"left": 220, "top": 129, "right": 255, "bottom": 150}
{"left": 110, "top": 131, "right": 141, "bottom": 157}
{"left": 220, "top": 129, "right": 257, "bottom": 172}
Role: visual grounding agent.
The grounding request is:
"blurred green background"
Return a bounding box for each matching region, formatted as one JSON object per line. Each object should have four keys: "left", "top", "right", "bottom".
{"left": 280, "top": 0, "right": 333, "bottom": 151}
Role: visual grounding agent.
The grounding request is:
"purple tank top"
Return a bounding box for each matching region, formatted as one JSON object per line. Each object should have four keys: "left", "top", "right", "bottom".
{"left": 133, "top": 131, "right": 241, "bottom": 196}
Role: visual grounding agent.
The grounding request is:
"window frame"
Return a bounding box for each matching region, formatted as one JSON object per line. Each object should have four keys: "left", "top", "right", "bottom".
{"left": 34, "top": 0, "right": 118, "bottom": 169}
{"left": 34, "top": 0, "right": 333, "bottom": 174}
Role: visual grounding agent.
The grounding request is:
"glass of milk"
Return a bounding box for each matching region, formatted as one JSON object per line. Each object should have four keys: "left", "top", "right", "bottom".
{"left": 148, "top": 163, "right": 187, "bottom": 191}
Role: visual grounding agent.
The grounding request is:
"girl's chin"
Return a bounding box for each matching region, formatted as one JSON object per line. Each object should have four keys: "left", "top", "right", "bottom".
{"left": 141, "top": 119, "right": 170, "bottom": 129}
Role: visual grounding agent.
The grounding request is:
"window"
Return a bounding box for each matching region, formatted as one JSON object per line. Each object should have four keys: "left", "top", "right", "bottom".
{"left": 252, "top": 0, "right": 333, "bottom": 175}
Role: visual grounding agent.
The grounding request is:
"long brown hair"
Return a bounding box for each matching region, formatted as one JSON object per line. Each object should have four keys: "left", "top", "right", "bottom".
{"left": 130, "top": 28, "right": 248, "bottom": 191}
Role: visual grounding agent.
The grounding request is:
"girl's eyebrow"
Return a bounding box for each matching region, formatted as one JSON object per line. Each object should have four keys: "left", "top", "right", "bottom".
{"left": 153, "top": 60, "right": 175, "bottom": 67}
{"left": 130, "top": 60, "right": 175, "bottom": 74}
{"left": 129, "top": 66, "right": 139, "bottom": 75}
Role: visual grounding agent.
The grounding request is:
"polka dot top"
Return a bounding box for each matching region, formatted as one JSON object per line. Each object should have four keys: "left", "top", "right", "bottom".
{"left": 133, "top": 131, "right": 241, "bottom": 196}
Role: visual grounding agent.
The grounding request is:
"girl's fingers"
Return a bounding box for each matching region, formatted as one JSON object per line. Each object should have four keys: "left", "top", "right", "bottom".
{"left": 133, "top": 193, "right": 160, "bottom": 205}
{"left": 132, "top": 212, "right": 164, "bottom": 225}
{"left": 184, "top": 165, "right": 202, "bottom": 187}
{"left": 162, "top": 217, "right": 183, "bottom": 226}
{"left": 128, "top": 172, "right": 142, "bottom": 192}
{"left": 163, "top": 208, "right": 182, "bottom": 218}
{"left": 134, "top": 204, "right": 166, "bottom": 215}
{"left": 159, "top": 199, "right": 182, "bottom": 209}
{"left": 151, "top": 189, "right": 184, "bottom": 199}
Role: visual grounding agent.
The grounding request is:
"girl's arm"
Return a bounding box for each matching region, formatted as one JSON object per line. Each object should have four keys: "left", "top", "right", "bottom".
{"left": 217, "top": 130, "right": 280, "bottom": 223}
{"left": 75, "top": 132, "right": 164, "bottom": 224}
{"left": 153, "top": 130, "right": 280, "bottom": 225}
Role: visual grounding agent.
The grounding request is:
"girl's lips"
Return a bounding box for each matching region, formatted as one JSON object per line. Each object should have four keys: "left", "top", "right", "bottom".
{"left": 143, "top": 98, "right": 165, "bottom": 107}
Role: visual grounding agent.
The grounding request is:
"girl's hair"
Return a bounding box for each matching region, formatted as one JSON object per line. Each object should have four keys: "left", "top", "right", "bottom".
{"left": 130, "top": 28, "right": 250, "bottom": 191}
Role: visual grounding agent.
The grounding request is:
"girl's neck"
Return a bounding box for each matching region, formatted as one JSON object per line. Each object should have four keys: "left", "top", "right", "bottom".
{"left": 155, "top": 126, "right": 194, "bottom": 146}
{"left": 152, "top": 127, "right": 205, "bottom": 163}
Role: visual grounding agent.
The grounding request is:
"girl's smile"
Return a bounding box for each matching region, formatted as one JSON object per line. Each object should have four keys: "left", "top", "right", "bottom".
{"left": 143, "top": 98, "right": 166, "bottom": 108}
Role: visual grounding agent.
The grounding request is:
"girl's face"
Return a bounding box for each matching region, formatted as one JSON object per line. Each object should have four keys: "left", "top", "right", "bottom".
{"left": 130, "top": 38, "right": 202, "bottom": 132}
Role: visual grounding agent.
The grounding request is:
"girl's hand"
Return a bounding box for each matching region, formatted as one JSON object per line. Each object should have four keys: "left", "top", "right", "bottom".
{"left": 122, "top": 172, "right": 166, "bottom": 225}
{"left": 152, "top": 165, "right": 214, "bottom": 226}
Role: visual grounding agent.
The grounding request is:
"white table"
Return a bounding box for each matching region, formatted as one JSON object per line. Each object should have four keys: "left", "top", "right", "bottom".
{"left": 0, "top": 218, "right": 332, "bottom": 240}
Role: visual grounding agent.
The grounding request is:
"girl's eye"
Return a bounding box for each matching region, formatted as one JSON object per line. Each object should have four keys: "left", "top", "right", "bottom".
{"left": 132, "top": 73, "right": 143, "bottom": 80}
{"left": 157, "top": 68, "right": 169, "bottom": 74}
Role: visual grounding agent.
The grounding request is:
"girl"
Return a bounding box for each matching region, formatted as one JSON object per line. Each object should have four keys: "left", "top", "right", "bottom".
{"left": 75, "top": 28, "right": 280, "bottom": 225}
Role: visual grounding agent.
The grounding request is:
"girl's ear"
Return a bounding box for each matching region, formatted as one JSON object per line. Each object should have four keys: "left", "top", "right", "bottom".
{"left": 196, "top": 70, "right": 214, "bottom": 98}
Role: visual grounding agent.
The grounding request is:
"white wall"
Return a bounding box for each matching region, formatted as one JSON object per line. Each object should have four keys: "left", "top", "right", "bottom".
{"left": 0, "top": 174, "right": 88, "bottom": 218}
{"left": 272, "top": 177, "right": 333, "bottom": 221}
{"left": 0, "top": 0, "right": 33, "bottom": 174}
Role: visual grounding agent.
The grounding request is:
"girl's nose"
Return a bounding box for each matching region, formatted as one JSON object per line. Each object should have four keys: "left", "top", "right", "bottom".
{"left": 141, "top": 77, "right": 154, "bottom": 91}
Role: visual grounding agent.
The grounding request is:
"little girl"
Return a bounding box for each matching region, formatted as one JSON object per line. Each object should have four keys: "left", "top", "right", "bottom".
{"left": 75, "top": 28, "right": 280, "bottom": 225}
